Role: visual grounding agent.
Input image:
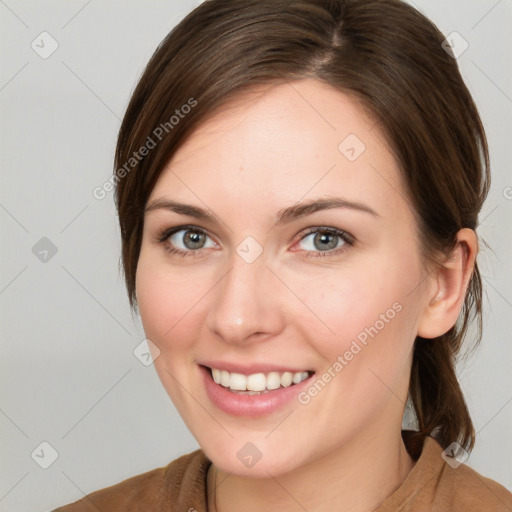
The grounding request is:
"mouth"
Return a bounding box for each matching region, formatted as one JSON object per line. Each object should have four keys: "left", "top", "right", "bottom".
{"left": 200, "top": 364, "right": 315, "bottom": 395}
{"left": 199, "top": 363, "right": 316, "bottom": 417}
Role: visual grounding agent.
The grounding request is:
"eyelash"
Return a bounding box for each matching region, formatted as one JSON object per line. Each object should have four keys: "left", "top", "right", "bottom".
{"left": 157, "top": 224, "right": 355, "bottom": 259}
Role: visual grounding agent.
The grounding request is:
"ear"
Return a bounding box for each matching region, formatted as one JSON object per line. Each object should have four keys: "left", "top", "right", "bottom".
{"left": 417, "top": 228, "right": 478, "bottom": 339}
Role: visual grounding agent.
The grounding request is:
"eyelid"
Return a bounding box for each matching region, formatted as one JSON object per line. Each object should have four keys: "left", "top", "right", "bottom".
{"left": 294, "top": 226, "right": 355, "bottom": 245}
{"left": 158, "top": 225, "right": 219, "bottom": 257}
{"left": 158, "top": 224, "right": 213, "bottom": 243}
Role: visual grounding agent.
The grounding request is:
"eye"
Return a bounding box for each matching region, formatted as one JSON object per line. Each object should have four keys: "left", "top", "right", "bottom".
{"left": 295, "top": 227, "right": 354, "bottom": 257}
{"left": 158, "top": 226, "right": 216, "bottom": 257}
{"left": 157, "top": 225, "right": 354, "bottom": 259}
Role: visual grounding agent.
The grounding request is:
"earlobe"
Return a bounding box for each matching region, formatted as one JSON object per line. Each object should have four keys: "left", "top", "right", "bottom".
{"left": 417, "top": 229, "right": 477, "bottom": 339}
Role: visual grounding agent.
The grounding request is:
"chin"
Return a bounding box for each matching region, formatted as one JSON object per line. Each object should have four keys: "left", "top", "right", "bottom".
{"left": 198, "top": 432, "right": 306, "bottom": 478}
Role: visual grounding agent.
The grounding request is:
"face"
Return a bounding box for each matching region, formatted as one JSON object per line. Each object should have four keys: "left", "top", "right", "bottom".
{"left": 136, "top": 78, "right": 430, "bottom": 477}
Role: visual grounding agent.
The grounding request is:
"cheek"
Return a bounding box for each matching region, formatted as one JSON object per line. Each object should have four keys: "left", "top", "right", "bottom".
{"left": 304, "top": 265, "right": 417, "bottom": 339}
{"left": 135, "top": 255, "right": 204, "bottom": 354}
{"left": 135, "top": 256, "right": 208, "bottom": 414}
{"left": 297, "top": 247, "right": 423, "bottom": 374}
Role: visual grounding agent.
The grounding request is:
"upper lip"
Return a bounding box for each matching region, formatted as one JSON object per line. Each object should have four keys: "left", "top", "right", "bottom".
{"left": 199, "top": 360, "right": 314, "bottom": 375}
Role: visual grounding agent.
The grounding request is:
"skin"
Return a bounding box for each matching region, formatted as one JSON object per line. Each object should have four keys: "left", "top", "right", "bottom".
{"left": 135, "top": 78, "right": 477, "bottom": 512}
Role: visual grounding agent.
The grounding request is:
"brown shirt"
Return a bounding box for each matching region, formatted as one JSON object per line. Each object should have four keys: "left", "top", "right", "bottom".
{"left": 54, "top": 435, "right": 512, "bottom": 511}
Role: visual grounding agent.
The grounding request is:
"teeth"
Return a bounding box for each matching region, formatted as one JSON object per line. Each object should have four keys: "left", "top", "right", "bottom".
{"left": 220, "top": 370, "right": 230, "bottom": 387}
{"left": 229, "top": 372, "right": 246, "bottom": 391}
{"left": 247, "top": 373, "right": 266, "bottom": 391}
{"left": 281, "top": 372, "right": 293, "bottom": 387}
{"left": 266, "top": 372, "right": 281, "bottom": 390}
{"left": 293, "top": 371, "right": 308, "bottom": 384}
{"left": 209, "top": 367, "right": 311, "bottom": 392}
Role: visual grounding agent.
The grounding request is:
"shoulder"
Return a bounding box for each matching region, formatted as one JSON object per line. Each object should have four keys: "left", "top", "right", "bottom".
{"left": 52, "top": 449, "right": 210, "bottom": 512}
{"left": 379, "top": 435, "right": 512, "bottom": 512}
{"left": 436, "top": 455, "right": 512, "bottom": 511}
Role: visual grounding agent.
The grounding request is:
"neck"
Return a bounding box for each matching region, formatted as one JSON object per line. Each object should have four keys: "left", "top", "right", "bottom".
{"left": 208, "top": 426, "right": 415, "bottom": 512}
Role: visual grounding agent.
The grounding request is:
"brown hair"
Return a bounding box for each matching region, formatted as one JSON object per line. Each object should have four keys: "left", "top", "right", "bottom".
{"left": 114, "top": 0, "right": 490, "bottom": 454}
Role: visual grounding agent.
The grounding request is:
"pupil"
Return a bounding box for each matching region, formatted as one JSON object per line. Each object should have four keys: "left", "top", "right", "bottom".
{"left": 315, "top": 232, "right": 336, "bottom": 250}
{"left": 185, "top": 231, "right": 204, "bottom": 249}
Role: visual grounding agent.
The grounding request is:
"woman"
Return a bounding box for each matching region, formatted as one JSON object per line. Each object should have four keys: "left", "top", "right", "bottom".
{"left": 55, "top": 0, "right": 512, "bottom": 510}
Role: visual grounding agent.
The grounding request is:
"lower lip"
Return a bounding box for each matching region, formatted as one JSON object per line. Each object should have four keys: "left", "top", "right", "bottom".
{"left": 200, "top": 365, "right": 314, "bottom": 417}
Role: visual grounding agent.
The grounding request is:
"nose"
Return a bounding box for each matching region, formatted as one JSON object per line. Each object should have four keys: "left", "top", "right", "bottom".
{"left": 205, "top": 254, "right": 285, "bottom": 345}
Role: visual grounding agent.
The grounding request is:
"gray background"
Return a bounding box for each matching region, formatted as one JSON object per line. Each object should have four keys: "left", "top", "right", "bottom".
{"left": 0, "top": 1, "right": 511, "bottom": 510}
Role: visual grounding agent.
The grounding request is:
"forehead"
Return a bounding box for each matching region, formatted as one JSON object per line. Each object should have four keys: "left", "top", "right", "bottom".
{"left": 150, "top": 78, "right": 408, "bottom": 220}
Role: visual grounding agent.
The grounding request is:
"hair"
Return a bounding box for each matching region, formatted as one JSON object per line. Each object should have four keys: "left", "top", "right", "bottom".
{"left": 114, "top": 0, "right": 490, "bottom": 455}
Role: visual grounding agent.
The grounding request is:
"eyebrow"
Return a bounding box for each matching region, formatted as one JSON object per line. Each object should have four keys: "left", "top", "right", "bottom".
{"left": 144, "top": 197, "right": 380, "bottom": 225}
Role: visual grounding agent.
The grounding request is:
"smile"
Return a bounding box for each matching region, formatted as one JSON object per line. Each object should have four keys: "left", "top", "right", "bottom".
{"left": 209, "top": 367, "right": 311, "bottom": 394}
{"left": 200, "top": 364, "right": 315, "bottom": 417}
